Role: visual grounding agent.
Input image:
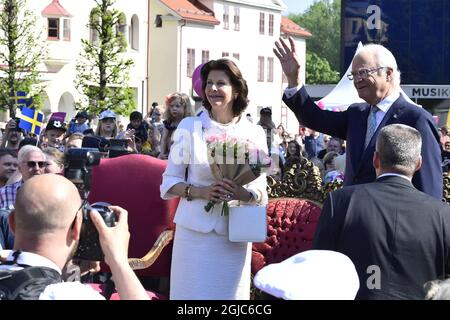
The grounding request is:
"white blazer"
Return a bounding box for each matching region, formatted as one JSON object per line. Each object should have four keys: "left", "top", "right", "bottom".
{"left": 160, "top": 111, "right": 268, "bottom": 235}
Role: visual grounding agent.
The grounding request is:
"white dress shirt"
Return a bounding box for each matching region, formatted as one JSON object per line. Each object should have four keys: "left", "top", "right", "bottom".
{"left": 0, "top": 250, "right": 105, "bottom": 300}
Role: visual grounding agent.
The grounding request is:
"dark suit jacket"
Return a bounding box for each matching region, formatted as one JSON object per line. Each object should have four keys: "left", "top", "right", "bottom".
{"left": 283, "top": 87, "right": 443, "bottom": 199}
{"left": 0, "top": 210, "right": 14, "bottom": 249}
{"left": 304, "top": 134, "right": 324, "bottom": 159}
{"left": 313, "top": 176, "right": 450, "bottom": 299}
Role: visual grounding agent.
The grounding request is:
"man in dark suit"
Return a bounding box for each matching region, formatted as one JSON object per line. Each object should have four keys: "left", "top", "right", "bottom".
{"left": 313, "top": 124, "right": 450, "bottom": 299}
{"left": 273, "top": 37, "right": 442, "bottom": 199}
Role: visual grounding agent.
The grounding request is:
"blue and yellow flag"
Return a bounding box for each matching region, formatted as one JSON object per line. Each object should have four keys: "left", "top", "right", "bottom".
{"left": 11, "top": 91, "right": 33, "bottom": 108}
{"left": 17, "top": 106, "right": 44, "bottom": 135}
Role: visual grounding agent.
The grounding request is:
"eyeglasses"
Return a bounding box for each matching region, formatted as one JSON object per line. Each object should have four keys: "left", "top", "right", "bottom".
{"left": 26, "top": 161, "right": 47, "bottom": 169}
{"left": 71, "top": 200, "right": 87, "bottom": 229}
{"left": 347, "top": 67, "right": 387, "bottom": 80}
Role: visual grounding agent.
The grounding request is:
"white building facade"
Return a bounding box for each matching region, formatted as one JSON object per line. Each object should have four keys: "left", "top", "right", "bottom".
{"left": 16, "top": 0, "right": 148, "bottom": 120}
{"left": 149, "top": 0, "right": 311, "bottom": 134}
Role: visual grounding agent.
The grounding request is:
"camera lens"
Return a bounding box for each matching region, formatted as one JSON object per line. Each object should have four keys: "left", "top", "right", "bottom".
{"left": 73, "top": 201, "right": 116, "bottom": 261}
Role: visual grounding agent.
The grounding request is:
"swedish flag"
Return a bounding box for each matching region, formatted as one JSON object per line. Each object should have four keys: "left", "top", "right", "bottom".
{"left": 11, "top": 91, "right": 33, "bottom": 107}
{"left": 17, "top": 106, "right": 44, "bottom": 135}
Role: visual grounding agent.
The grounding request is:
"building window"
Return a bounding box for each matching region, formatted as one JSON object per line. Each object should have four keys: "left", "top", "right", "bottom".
{"left": 223, "top": 5, "right": 229, "bottom": 30}
{"left": 267, "top": 57, "right": 274, "bottom": 82}
{"left": 155, "top": 14, "right": 163, "bottom": 28}
{"left": 269, "top": 14, "right": 274, "bottom": 36}
{"left": 234, "top": 7, "right": 240, "bottom": 31}
{"left": 90, "top": 25, "right": 98, "bottom": 44}
{"left": 131, "top": 15, "right": 139, "bottom": 50}
{"left": 116, "top": 13, "right": 128, "bottom": 44}
{"left": 89, "top": 10, "right": 99, "bottom": 45}
{"left": 47, "top": 18, "right": 59, "bottom": 40}
{"left": 258, "top": 56, "right": 264, "bottom": 82}
{"left": 63, "top": 19, "right": 70, "bottom": 41}
{"left": 187, "top": 48, "right": 195, "bottom": 77}
{"left": 233, "top": 53, "right": 240, "bottom": 60}
{"left": 202, "top": 50, "right": 209, "bottom": 64}
{"left": 259, "top": 13, "right": 265, "bottom": 34}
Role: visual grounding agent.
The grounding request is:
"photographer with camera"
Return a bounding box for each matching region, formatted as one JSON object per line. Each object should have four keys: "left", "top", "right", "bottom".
{"left": 0, "top": 119, "right": 24, "bottom": 150}
{"left": 68, "top": 111, "right": 90, "bottom": 136}
{"left": 0, "top": 174, "right": 149, "bottom": 300}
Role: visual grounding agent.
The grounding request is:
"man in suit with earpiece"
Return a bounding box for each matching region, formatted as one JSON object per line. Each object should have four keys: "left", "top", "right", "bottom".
{"left": 273, "top": 38, "right": 442, "bottom": 199}
{"left": 313, "top": 124, "right": 450, "bottom": 299}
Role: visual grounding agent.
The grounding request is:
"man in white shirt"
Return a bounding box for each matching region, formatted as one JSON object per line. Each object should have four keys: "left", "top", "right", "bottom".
{"left": 273, "top": 37, "right": 442, "bottom": 199}
{"left": 0, "top": 174, "right": 149, "bottom": 300}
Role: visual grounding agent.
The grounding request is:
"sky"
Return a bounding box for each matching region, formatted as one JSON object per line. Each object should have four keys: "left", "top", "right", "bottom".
{"left": 282, "top": 0, "right": 316, "bottom": 14}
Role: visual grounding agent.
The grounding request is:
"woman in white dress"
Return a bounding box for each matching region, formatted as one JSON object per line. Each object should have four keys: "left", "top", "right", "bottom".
{"left": 160, "top": 59, "right": 268, "bottom": 300}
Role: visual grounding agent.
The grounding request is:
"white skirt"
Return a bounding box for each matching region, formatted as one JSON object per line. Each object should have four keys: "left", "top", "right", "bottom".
{"left": 170, "top": 225, "right": 251, "bottom": 300}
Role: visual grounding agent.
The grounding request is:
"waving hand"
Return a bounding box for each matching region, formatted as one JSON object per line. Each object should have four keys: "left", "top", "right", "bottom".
{"left": 273, "top": 36, "right": 301, "bottom": 88}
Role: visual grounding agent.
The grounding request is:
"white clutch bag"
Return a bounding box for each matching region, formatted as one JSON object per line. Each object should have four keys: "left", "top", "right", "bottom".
{"left": 228, "top": 205, "right": 267, "bottom": 243}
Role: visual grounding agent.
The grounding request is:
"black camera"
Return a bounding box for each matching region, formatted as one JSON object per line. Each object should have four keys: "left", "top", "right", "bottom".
{"left": 81, "top": 136, "right": 130, "bottom": 158}
{"left": 65, "top": 148, "right": 115, "bottom": 261}
{"left": 9, "top": 117, "right": 23, "bottom": 133}
{"left": 73, "top": 202, "right": 117, "bottom": 261}
{"left": 65, "top": 148, "right": 103, "bottom": 190}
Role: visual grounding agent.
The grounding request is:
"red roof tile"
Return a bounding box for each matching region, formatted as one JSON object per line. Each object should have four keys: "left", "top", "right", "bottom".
{"left": 160, "top": 0, "right": 219, "bottom": 25}
{"left": 42, "top": 0, "right": 72, "bottom": 17}
{"left": 281, "top": 16, "right": 312, "bottom": 38}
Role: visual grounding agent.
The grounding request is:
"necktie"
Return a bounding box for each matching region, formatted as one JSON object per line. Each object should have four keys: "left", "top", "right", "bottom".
{"left": 364, "top": 105, "right": 379, "bottom": 148}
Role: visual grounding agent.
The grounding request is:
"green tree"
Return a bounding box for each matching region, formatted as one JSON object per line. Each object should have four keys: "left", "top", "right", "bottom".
{"left": 75, "top": 0, "right": 135, "bottom": 116}
{"left": 306, "top": 52, "right": 340, "bottom": 84}
{"left": 289, "top": 0, "right": 341, "bottom": 77}
{"left": 0, "top": 0, "right": 46, "bottom": 117}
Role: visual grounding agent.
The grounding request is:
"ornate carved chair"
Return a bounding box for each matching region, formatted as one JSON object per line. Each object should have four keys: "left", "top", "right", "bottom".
{"left": 87, "top": 154, "right": 178, "bottom": 299}
{"left": 442, "top": 173, "right": 450, "bottom": 203}
{"left": 252, "top": 156, "right": 327, "bottom": 278}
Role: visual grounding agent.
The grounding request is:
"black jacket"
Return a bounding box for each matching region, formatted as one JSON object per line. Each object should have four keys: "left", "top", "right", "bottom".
{"left": 313, "top": 175, "right": 450, "bottom": 299}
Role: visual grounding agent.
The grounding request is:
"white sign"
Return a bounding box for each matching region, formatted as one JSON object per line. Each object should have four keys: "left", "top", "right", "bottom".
{"left": 403, "top": 85, "right": 450, "bottom": 99}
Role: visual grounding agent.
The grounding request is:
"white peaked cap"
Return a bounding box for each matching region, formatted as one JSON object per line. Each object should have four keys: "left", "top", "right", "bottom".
{"left": 253, "top": 250, "right": 360, "bottom": 300}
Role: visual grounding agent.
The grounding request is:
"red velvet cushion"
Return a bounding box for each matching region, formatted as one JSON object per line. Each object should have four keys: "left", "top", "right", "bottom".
{"left": 88, "top": 154, "right": 178, "bottom": 277}
{"left": 89, "top": 283, "right": 165, "bottom": 300}
{"left": 251, "top": 198, "right": 322, "bottom": 274}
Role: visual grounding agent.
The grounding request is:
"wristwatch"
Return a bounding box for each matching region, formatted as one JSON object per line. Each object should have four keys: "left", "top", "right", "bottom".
{"left": 184, "top": 184, "right": 193, "bottom": 201}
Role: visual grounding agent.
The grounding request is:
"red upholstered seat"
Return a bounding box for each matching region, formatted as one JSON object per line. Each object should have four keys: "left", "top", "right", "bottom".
{"left": 252, "top": 198, "right": 322, "bottom": 274}
{"left": 88, "top": 283, "right": 165, "bottom": 300}
{"left": 88, "top": 154, "right": 178, "bottom": 278}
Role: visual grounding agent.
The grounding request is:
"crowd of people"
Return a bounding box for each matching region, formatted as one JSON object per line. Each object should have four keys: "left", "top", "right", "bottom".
{"left": 0, "top": 37, "right": 449, "bottom": 300}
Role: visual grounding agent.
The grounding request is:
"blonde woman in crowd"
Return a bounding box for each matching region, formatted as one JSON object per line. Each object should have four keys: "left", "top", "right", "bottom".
{"left": 158, "top": 93, "right": 193, "bottom": 160}
{"left": 65, "top": 133, "right": 84, "bottom": 150}
{"left": 42, "top": 147, "right": 65, "bottom": 174}
{"left": 95, "top": 110, "right": 118, "bottom": 139}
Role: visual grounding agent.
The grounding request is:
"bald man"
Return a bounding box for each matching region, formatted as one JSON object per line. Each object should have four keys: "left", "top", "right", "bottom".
{"left": 0, "top": 174, "right": 149, "bottom": 300}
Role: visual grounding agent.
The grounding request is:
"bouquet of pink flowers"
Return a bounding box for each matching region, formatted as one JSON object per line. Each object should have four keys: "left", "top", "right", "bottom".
{"left": 204, "top": 133, "right": 270, "bottom": 215}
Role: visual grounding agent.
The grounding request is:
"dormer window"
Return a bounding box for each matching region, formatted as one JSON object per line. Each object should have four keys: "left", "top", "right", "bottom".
{"left": 42, "top": 0, "right": 73, "bottom": 42}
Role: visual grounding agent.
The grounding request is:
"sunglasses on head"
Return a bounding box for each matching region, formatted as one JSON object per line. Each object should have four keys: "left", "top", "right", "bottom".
{"left": 26, "top": 161, "right": 47, "bottom": 168}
